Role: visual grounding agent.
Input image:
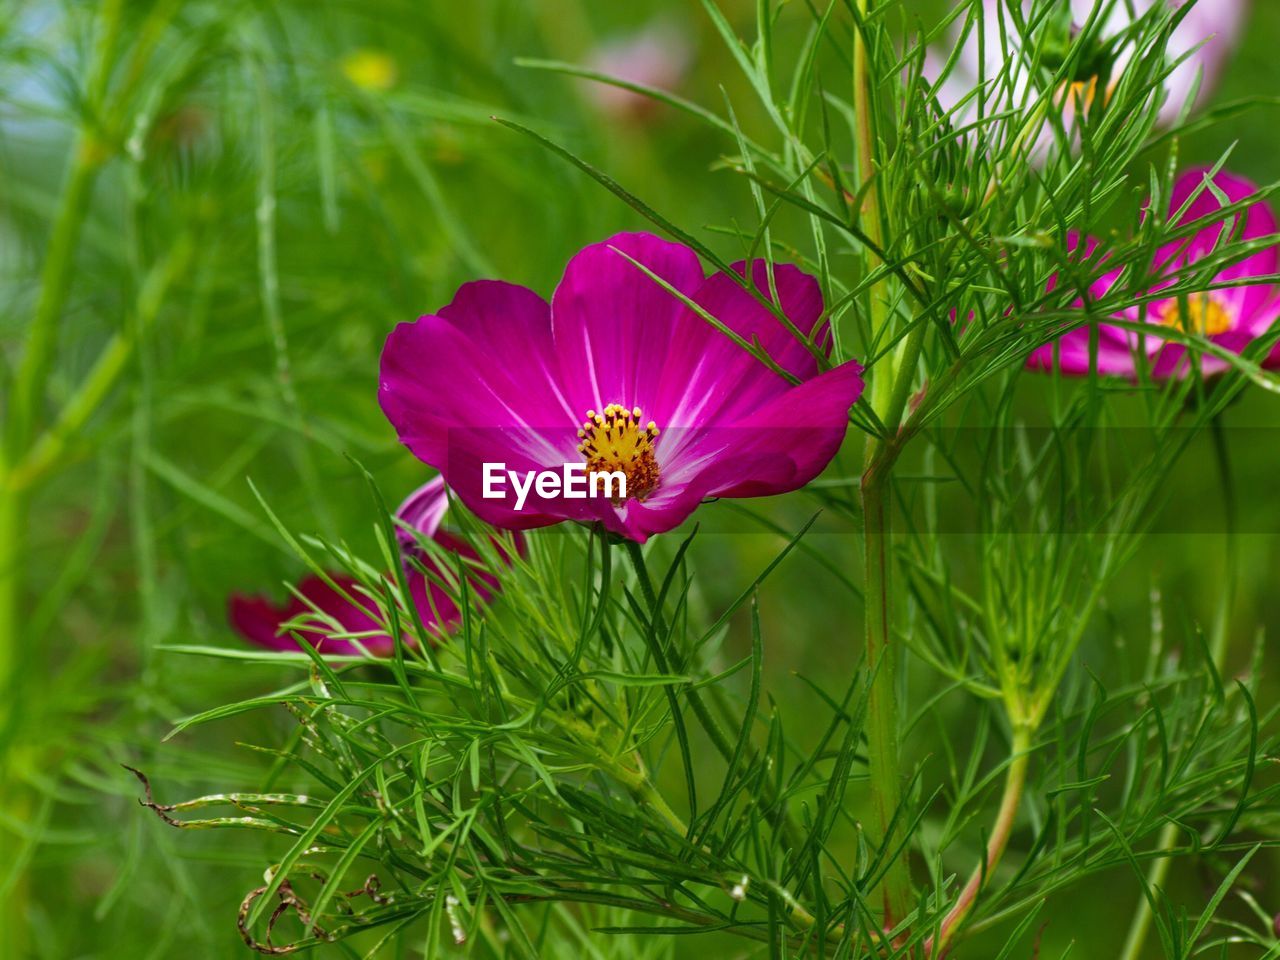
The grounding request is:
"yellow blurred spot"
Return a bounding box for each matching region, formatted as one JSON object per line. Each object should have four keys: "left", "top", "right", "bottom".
{"left": 341, "top": 49, "right": 398, "bottom": 92}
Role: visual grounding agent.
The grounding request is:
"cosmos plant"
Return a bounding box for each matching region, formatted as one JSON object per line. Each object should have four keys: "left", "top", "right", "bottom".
{"left": 1, "top": 1, "right": 1263, "bottom": 957}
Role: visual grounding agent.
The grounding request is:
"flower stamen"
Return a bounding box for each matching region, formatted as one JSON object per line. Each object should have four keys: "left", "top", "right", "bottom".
{"left": 1157, "top": 294, "right": 1234, "bottom": 336}
{"left": 576, "top": 403, "right": 660, "bottom": 503}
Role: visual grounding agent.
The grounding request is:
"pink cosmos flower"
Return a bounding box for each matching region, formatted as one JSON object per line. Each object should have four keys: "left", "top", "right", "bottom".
{"left": 229, "top": 477, "right": 499, "bottom": 655}
{"left": 378, "top": 233, "right": 865, "bottom": 543}
{"left": 928, "top": 0, "right": 1247, "bottom": 149}
{"left": 584, "top": 21, "right": 693, "bottom": 122}
{"left": 1029, "top": 167, "right": 1280, "bottom": 378}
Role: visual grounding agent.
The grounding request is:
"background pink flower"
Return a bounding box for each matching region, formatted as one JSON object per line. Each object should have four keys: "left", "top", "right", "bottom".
{"left": 229, "top": 478, "right": 493, "bottom": 655}
{"left": 927, "top": 0, "right": 1248, "bottom": 151}
{"left": 1028, "top": 167, "right": 1280, "bottom": 377}
{"left": 584, "top": 20, "right": 693, "bottom": 122}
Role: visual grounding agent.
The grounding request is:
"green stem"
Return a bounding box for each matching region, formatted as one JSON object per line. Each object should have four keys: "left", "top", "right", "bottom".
{"left": 0, "top": 0, "right": 122, "bottom": 695}
{"left": 852, "top": 0, "right": 913, "bottom": 928}
{"left": 0, "top": 144, "right": 102, "bottom": 752}
{"left": 5, "top": 0, "right": 123, "bottom": 461}
{"left": 852, "top": 0, "right": 894, "bottom": 418}
{"left": 861, "top": 459, "right": 912, "bottom": 927}
{"left": 0, "top": 490, "right": 22, "bottom": 720}
{"left": 9, "top": 236, "right": 193, "bottom": 492}
{"left": 4, "top": 151, "right": 101, "bottom": 459}
{"left": 927, "top": 727, "right": 1034, "bottom": 957}
{"left": 1118, "top": 413, "right": 1236, "bottom": 960}
{"left": 0, "top": 5, "right": 122, "bottom": 950}
{"left": 0, "top": 140, "right": 101, "bottom": 751}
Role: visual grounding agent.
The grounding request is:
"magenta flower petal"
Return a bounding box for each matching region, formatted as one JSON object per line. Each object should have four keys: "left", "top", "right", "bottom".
{"left": 1164, "top": 168, "right": 1276, "bottom": 260}
{"left": 379, "top": 295, "right": 582, "bottom": 529}
{"left": 1158, "top": 169, "right": 1279, "bottom": 329}
{"left": 379, "top": 281, "right": 572, "bottom": 471}
{"left": 1027, "top": 328, "right": 1145, "bottom": 376}
{"left": 603, "top": 362, "right": 862, "bottom": 541}
{"left": 394, "top": 476, "right": 448, "bottom": 548}
{"left": 1146, "top": 169, "right": 1280, "bottom": 375}
{"left": 1027, "top": 232, "right": 1141, "bottom": 376}
{"left": 609, "top": 453, "right": 777, "bottom": 542}
{"left": 714, "top": 260, "right": 827, "bottom": 380}
{"left": 229, "top": 574, "right": 391, "bottom": 656}
{"left": 438, "top": 281, "right": 572, "bottom": 415}
{"left": 701, "top": 361, "right": 864, "bottom": 499}
{"left": 228, "top": 593, "right": 300, "bottom": 652}
{"left": 651, "top": 260, "right": 825, "bottom": 432}
{"left": 551, "top": 232, "right": 706, "bottom": 419}
{"left": 694, "top": 260, "right": 826, "bottom": 379}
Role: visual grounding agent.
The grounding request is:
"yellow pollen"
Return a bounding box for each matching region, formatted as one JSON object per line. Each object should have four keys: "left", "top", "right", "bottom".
{"left": 1157, "top": 294, "right": 1234, "bottom": 336}
{"left": 578, "top": 403, "right": 660, "bottom": 503}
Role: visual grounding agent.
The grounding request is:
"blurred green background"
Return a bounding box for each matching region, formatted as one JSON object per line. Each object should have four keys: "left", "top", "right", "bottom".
{"left": 2, "top": 0, "right": 1279, "bottom": 956}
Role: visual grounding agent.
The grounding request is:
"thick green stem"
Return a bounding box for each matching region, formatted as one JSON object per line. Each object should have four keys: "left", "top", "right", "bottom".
{"left": 861, "top": 463, "right": 912, "bottom": 927}
{"left": 852, "top": 0, "right": 894, "bottom": 417}
{"left": 0, "top": 130, "right": 97, "bottom": 960}
{"left": 1118, "top": 825, "right": 1173, "bottom": 960}
{"left": 5, "top": 153, "right": 100, "bottom": 458}
{"left": 853, "top": 0, "right": 913, "bottom": 928}
{"left": 0, "top": 482, "right": 29, "bottom": 960}
{"left": 927, "top": 727, "right": 1034, "bottom": 957}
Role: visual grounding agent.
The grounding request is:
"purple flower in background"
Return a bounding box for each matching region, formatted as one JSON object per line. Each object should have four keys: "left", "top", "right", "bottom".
{"left": 927, "top": 0, "right": 1247, "bottom": 143}
{"left": 378, "top": 233, "right": 865, "bottom": 543}
{"left": 585, "top": 20, "right": 692, "bottom": 122}
{"left": 1029, "top": 168, "right": 1280, "bottom": 378}
{"left": 230, "top": 478, "right": 501, "bottom": 655}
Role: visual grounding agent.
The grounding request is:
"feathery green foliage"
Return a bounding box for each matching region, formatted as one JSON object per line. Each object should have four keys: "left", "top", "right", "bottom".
{"left": 3, "top": 1, "right": 1280, "bottom": 957}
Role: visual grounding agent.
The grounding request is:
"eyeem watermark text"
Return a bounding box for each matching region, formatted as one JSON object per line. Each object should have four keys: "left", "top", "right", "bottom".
{"left": 483, "top": 463, "right": 626, "bottom": 510}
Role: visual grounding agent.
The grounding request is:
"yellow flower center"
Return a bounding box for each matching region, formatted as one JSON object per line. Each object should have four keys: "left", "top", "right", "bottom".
{"left": 1157, "top": 294, "right": 1234, "bottom": 336}
{"left": 576, "top": 404, "right": 660, "bottom": 503}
